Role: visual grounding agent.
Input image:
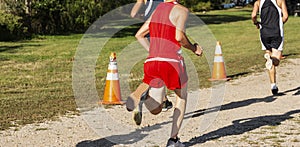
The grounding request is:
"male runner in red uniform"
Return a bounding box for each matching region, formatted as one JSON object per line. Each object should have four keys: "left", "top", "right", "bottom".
{"left": 128, "top": 0, "right": 174, "bottom": 112}
{"left": 134, "top": 0, "right": 203, "bottom": 146}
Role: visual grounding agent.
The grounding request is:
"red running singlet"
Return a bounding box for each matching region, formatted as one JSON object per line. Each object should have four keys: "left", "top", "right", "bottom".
{"left": 143, "top": 2, "right": 188, "bottom": 90}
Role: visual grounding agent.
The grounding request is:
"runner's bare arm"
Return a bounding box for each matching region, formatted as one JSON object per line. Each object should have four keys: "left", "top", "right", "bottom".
{"left": 279, "top": 0, "right": 288, "bottom": 23}
{"left": 135, "top": 19, "right": 150, "bottom": 51}
{"left": 131, "top": 0, "right": 144, "bottom": 18}
{"left": 171, "top": 5, "right": 203, "bottom": 56}
{"left": 251, "top": 1, "right": 260, "bottom": 29}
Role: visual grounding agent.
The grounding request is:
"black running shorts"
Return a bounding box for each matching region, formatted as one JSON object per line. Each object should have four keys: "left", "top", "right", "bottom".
{"left": 260, "top": 36, "right": 283, "bottom": 51}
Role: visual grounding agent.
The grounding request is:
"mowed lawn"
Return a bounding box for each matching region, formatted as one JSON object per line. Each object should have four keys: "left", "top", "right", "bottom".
{"left": 1, "top": 7, "right": 299, "bottom": 130}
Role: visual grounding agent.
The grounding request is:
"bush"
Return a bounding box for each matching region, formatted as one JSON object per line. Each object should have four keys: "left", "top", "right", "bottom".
{"left": 0, "top": 10, "right": 27, "bottom": 41}
{"left": 191, "top": 1, "right": 212, "bottom": 12}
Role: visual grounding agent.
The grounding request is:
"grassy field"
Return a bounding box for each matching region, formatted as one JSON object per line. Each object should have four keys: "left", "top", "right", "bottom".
{"left": 1, "top": 7, "right": 300, "bottom": 130}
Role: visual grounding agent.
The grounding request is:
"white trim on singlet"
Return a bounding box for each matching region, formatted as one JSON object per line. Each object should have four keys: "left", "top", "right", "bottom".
{"left": 145, "top": 57, "right": 185, "bottom": 66}
{"left": 259, "top": 0, "right": 264, "bottom": 14}
{"left": 145, "top": 57, "right": 180, "bottom": 63}
{"left": 272, "top": 0, "right": 284, "bottom": 36}
{"left": 145, "top": 0, "right": 153, "bottom": 17}
{"left": 145, "top": 0, "right": 172, "bottom": 17}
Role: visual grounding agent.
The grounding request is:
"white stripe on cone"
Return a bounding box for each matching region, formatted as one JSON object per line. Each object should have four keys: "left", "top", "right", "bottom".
{"left": 106, "top": 61, "right": 119, "bottom": 80}
{"left": 106, "top": 73, "right": 119, "bottom": 80}
{"left": 214, "top": 56, "right": 224, "bottom": 62}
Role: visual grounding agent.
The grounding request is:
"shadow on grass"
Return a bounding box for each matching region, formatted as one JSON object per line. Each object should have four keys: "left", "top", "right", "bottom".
{"left": 0, "top": 44, "right": 43, "bottom": 53}
{"left": 85, "top": 12, "right": 251, "bottom": 39}
{"left": 75, "top": 86, "right": 299, "bottom": 146}
{"left": 0, "top": 45, "right": 24, "bottom": 53}
{"left": 111, "top": 13, "right": 251, "bottom": 38}
{"left": 195, "top": 14, "right": 249, "bottom": 25}
{"left": 112, "top": 14, "right": 250, "bottom": 38}
{"left": 105, "top": 13, "right": 250, "bottom": 39}
{"left": 112, "top": 23, "right": 142, "bottom": 38}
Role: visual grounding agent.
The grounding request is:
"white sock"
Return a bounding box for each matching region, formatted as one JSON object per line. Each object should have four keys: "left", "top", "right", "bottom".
{"left": 271, "top": 83, "right": 277, "bottom": 89}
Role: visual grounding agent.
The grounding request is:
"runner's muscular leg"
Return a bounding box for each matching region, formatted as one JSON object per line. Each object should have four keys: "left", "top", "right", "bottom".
{"left": 170, "top": 86, "right": 187, "bottom": 138}
{"left": 266, "top": 49, "right": 281, "bottom": 84}
{"left": 265, "top": 50, "right": 275, "bottom": 83}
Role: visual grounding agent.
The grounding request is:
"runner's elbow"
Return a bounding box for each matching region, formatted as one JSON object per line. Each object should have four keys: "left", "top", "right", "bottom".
{"left": 135, "top": 33, "right": 142, "bottom": 39}
{"left": 175, "top": 33, "right": 184, "bottom": 43}
{"left": 176, "top": 36, "right": 182, "bottom": 43}
{"left": 283, "top": 16, "right": 288, "bottom": 23}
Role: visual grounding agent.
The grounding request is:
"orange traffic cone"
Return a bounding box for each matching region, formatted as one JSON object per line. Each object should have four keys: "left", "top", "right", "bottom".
{"left": 100, "top": 52, "right": 124, "bottom": 105}
{"left": 209, "top": 41, "right": 230, "bottom": 81}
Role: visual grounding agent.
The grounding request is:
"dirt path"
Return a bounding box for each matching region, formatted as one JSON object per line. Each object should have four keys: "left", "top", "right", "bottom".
{"left": 1, "top": 58, "right": 299, "bottom": 147}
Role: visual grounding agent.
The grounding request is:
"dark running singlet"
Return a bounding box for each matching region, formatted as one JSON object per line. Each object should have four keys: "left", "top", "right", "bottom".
{"left": 259, "top": 0, "right": 283, "bottom": 37}
{"left": 259, "top": 0, "right": 284, "bottom": 50}
{"left": 144, "top": 0, "right": 164, "bottom": 20}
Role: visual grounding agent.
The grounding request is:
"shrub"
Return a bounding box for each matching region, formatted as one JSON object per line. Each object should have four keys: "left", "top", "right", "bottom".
{"left": 0, "top": 10, "right": 27, "bottom": 41}
{"left": 191, "top": 1, "right": 212, "bottom": 12}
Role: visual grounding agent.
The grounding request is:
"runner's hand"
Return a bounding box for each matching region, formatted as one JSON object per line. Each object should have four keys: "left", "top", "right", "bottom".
{"left": 254, "top": 22, "right": 260, "bottom": 29}
{"left": 194, "top": 43, "right": 203, "bottom": 56}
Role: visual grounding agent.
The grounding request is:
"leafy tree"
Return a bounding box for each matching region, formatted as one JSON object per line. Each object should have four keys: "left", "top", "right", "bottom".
{"left": 1, "top": 0, "right": 224, "bottom": 40}
{"left": 1, "top": 0, "right": 135, "bottom": 37}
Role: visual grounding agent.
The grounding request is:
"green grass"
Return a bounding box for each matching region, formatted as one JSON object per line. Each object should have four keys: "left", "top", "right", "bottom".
{"left": 0, "top": 35, "right": 81, "bottom": 130}
{"left": 1, "top": 7, "right": 300, "bottom": 130}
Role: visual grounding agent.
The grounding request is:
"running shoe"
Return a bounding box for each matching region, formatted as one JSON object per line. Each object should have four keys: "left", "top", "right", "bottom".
{"left": 166, "top": 138, "right": 185, "bottom": 147}
{"left": 162, "top": 99, "right": 173, "bottom": 111}
{"left": 271, "top": 86, "right": 279, "bottom": 95}
{"left": 133, "top": 103, "right": 143, "bottom": 125}
{"left": 133, "top": 88, "right": 149, "bottom": 125}
{"left": 264, "top": 53, "right": 273, "bottom": 70}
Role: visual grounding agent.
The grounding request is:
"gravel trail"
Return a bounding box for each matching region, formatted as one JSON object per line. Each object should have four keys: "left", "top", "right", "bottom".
{"left": 1, "top": 58, "right": 299, "bottom": 147}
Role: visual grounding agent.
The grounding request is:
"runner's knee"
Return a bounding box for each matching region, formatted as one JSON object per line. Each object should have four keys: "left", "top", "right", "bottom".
{"left": 144, "top": 97, "right": 163, "bottom": 115}
{"left": 174, "top": 88, "right": 187, "bottom": 99}
{"left": 149, "top": 104, "right": 163, "bottom": 115}
{"left": 272, "top": 57, "right": 280, "bottom": 66}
